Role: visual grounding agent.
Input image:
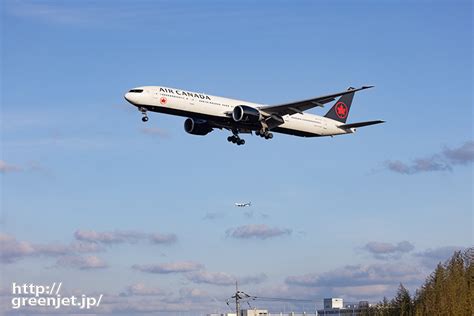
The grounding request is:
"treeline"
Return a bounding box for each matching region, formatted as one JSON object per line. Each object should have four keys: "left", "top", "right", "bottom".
{"left": 362, "top": 247, "right": 473, "bottom": 316}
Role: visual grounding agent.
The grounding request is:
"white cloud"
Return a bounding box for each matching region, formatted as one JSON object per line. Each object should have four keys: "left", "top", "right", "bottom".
{"left": 414, "top": 246, "right": 463, "bottom": 268}
{"left": 74, "top": 230, "right": 144, "bottom": 244}
{"left": 120, "top": 283, "right": 171, "bottom": 297}
{"left": 286, "top": 263, "right": 424, "bottom": 288}
{"left": 226, "top": 224, "right": 291, "bottom": 240}
{"left": 363, "top": 241, "right": 414, "bottom": 259}
{"left": 0, "top": 233, "right": 103, "bottom": 263}
{"left": 74, "top": 229, "right": 177, "bottom": 245}
{"left": 55, "top": 255, "right": 108, "bottom": 270}
{"left": 443, "top": 141, "right": 474, "bottom": 165}
{"left": 150, "top": 233, "right": 178, "bottom": 244}
{"left": 186, "top": 270, "right": 267, "bottom": 286}
{"left": 132, "top": 261, "right": 203, "bottom": 274}
{"left": 386, "top": 140, "right": 473, "bottom": 174}
{"left": 178, "top": 287, "right": 210, "bottom": 301}
{"left": 0, "top": 233, "right": 35, "bottom": 262}
{"left": 0, "top": 160, "right": 22, "bottom": 173}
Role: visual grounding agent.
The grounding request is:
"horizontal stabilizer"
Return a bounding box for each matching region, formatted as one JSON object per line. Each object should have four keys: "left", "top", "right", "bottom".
{"left": 339, "top": 120, "right": 385, "bottom": 129}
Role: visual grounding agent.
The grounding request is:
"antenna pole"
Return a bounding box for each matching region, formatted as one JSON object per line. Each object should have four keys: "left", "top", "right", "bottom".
{"left": 235, "top": 281, "right": 240, "bottom": 316}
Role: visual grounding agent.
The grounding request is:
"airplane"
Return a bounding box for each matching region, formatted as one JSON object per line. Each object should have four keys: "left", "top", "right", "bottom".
{"left": 235, "top": 202, "right": 251, "bottom": 207}
{"left": 124, "top": 85, "right": 384, "bottom": 145}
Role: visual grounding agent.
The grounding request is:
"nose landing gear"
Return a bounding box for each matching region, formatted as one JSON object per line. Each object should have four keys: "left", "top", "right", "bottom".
{"left": 139, "top": 107, "right": 148, "bottom": 122}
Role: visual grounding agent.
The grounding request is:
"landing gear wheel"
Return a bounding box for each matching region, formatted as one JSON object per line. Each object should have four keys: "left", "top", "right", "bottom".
{"left": 227, "top": 134, "right": 245, "bottom": 145}
{"left": 139, "top": 107, "right": 148, "bottom": 122}
{"left": 262, "top": 131, "right": 273, "bottom": 139}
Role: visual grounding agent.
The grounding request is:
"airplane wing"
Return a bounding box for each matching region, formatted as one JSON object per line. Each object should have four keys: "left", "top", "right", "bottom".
{"left": 259, "top": 86, "right": 374, "bottom": 117}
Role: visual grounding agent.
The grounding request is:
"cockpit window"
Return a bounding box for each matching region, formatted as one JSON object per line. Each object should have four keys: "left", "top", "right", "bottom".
{"left": 129, "top": 89, "right": 143, "bottom": 93}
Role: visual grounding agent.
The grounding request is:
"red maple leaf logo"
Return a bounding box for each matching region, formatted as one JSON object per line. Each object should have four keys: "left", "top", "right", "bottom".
{"left": 335, "top": 102, "right": 348, "bottom": 118}
{"left": 160, "top": 97, "right": 167, "bottom": 105}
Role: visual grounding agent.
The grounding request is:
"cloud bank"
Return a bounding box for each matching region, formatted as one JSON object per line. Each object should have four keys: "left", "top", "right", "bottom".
{"left": 0, "top": 160, "right": 22, "bottom": 173}
{"left": 74, "top": 229, "right": 177, "bottom": 245}
{"left": 414, "top": 246, "right": 465, "bottom": 268}
{"left": 386, "top": 141, "right": 473, "bottom": 174}
{"left": 363, "top": 241, "right": 414, "bottom": 259}
{"left": 55, "top": 255, "right": 108, "bottom": 270}
{"left": 286, "top": 262, "right": 423, "bottom": 288}
{"left": 120, "top": 283, "right": 172, "bottom": 297}
{"left": 226, "top": 224, "right": 291, "bottom": 240}
{"left": 132, "top": 259, "right": 267, "bottom": 286}
{"left": 186, "top": 271, "right": 267, "bottom": 286}
{"left": 132, "top": 261, "right": 203, "bottom": 274}
{"left": 0, "top": 233, "right": 103, "bottom": 263}
{"left": 0, "top": 230, "right": 178, "bottom": 270}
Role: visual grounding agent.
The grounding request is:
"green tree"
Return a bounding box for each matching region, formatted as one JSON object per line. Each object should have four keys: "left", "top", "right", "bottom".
{"left": 445, "top": 251, "right": 469, "bottom": 315}
{"left": 389, "top": 284, "right": 412, "bottom": 316}
{"left": 367, "top": 248, "right": 473, "bottom": 315}
{"left": 367, "top": 296, "right": 393, "bottom": 316}
{"left": 410, "top": 248, "right": 472, "bottom": 315}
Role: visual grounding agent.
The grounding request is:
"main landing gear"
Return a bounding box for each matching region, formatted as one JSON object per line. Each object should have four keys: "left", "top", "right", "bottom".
{"left": 255, "top": 129, "right": 273, "bottom": 140}
{"left": 227, "top": 128, "right": 273, "bottom": 146}
{"left": 227, "top": 135, "right": 245, "bottom": 146}
{"left": 227, "top": 130, "right": 245, "bottom": 146}
{"left": 139, "top": 107, "right": 149, "bottom": 122}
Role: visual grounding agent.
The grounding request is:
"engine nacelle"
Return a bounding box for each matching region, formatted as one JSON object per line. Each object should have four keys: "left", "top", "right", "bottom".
{"left": 232, "top": 105, "right": 262, "bottom": 123}
{"left": 184, "top": 118, "right": 213, "bottom": 136}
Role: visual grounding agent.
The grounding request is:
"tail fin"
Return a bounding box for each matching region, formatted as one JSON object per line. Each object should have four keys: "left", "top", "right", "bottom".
{"left": 324, "top": 87, "right": 356, "bottom": 123}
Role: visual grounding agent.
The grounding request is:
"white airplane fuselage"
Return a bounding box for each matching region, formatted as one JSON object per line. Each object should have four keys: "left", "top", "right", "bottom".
{"left": 125, "top": 86, "right": 355, "bottom": 138}
{"left": 235, "top": 202, "right": 251, "bottom": 207}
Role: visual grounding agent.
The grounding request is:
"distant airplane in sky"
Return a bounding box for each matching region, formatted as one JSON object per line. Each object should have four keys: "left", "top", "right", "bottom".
{"left": 124, "top": 85, "right": 384, "bottom": 145}
{"left": 235, "top": 202, "right": 251, "bottom": 207}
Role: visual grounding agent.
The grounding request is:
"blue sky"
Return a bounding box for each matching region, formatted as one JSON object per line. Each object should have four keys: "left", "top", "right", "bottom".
{"left": 1, "top": 0, "right": 472, "bottom": 314}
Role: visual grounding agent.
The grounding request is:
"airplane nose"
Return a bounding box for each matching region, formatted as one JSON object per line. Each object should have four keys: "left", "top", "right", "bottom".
{"left": 124, "top": 92, "right": 137, "bottom": 105}
{"left": 124, "top": 88, "right": 144, "bottom": 105}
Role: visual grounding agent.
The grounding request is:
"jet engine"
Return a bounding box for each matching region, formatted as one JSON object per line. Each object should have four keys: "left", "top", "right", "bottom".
{"left": 184, "top": 118, "right": 213, "bottom": 136}
{"left": 232, "top": 105, "right": 262, "bottom": 123}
